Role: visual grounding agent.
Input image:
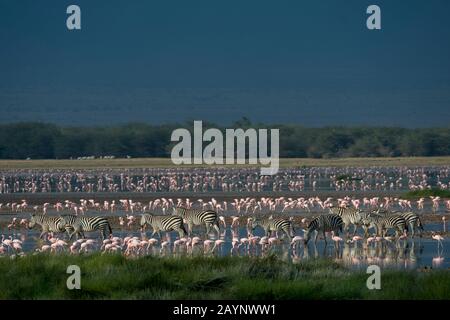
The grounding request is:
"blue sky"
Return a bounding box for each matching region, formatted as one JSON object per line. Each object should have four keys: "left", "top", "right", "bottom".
{"left": 1, "top": 0, "right": 449, "bottom": 126}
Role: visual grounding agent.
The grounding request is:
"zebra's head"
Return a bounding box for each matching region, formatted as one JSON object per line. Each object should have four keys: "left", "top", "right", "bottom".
{"left": 360, "top": 213, "right": 376, "bottom": 234}
{"left": 173, "top": 207, "right": 184, "bottom": 216}
{"left": 28, "top": 213, "right": 37, "bottom": 229}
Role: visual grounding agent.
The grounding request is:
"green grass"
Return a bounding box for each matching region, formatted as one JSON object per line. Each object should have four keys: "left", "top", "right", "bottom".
{"left": 404, "top": 188, "right": 450, "bottom": 199}
{"left": 0, "top": 254, "right": 449, "bottom": 299}
{"left": 1, "top": 156, "right": 450, "bottom": 169}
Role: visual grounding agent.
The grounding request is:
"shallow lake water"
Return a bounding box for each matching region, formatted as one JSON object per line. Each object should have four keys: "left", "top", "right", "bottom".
{"left": 3, "top": 216, "right": 448, "bottom": 270}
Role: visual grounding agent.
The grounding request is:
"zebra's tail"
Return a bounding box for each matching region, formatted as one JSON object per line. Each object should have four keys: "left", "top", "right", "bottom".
{"left": 180, "top": 224, "right": 188, "bottom": 238}
{"left": 214, "top": 217, "right": 221, "bottom": 233}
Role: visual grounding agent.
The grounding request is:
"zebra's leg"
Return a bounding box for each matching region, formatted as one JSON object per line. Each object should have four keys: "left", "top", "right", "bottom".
{"left": 176, "top": 227, "right": 185, "bottom": 238}
{"left": 284, "top": 228, "right": 292, "bottom": 241}
{"left": 101, "top": 227, "right": 107, "bottom": 240}
{"left": 40, "top": 226, "right": 49, "bottom": 239}
{"left": 213, "top": 221, "right": 220, "bottom": 238}
{"left": 394, "top": 227, "right": 399, "bottom": 238}
{"left": 323, "top": 231, "right": 327, "bottom": 246}
{"left": 410, "top": 223, "right": 415, "bottom": 238}
{"left": 418, "top": 221, "right": 423, "bottom": 238}
{"left": 352, "top": 224, "right": 358, "bottom": 237}
{"left": 188, "top": 223, "right": 193, "bottom": 237}
{"left": 205, "top": 223, "right": 214, "bottom": 239}
{"left": 182, "top": 225, "right": 188, "bottom": 238}
{"left": 65, "top": 227, "right": 71, "bottom": 240}
{"left": 374, "top": 225, "right": 380, "bottom": 237}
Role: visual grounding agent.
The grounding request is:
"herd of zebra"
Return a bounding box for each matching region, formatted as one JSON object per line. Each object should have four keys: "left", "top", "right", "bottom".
{"left": 28, "top": 207, "right": 221, "bottom": 241}
{"left": 27, "top": 205, "right": 425, "bottom": 248}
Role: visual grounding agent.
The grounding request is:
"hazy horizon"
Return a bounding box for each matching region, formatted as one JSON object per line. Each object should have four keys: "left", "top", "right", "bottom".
{"left": 1, "top": 0, "right": 450, "bottom": 127}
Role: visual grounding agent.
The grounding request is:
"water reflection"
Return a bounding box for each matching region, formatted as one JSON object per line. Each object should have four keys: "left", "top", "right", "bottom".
{"left": 1, "top": 223, "right": 448, "bottom": 270}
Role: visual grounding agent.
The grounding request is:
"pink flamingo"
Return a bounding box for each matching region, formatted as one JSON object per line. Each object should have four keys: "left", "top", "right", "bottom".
{"left": 290, "top": 236, "right": 304, "bottom": 250}
{"left": 268, "top": 237, "right": 280, "bottom": 247}
{"left": 331, "top": 233, "right": 343, "bottom": 249}
{"left": 231, "top": 216, "right": 239, "bottom": 229}
{"left": 230, "top": 238, "right": 240, "bottom": 255}
{"left": 203, "top": 240, "right": 214, "bottom": 254}
{"left": 366, "top": 236, "right": 375, "bottom": 246}
{"left": 431, "top": 232, "right": 444, "bottom": 251}
{"left": 432, "top": 256, "right": 444, "bottom": 268}
{"left": 212, "top": 239, "right": 225, "bottom": 254}
{"left": 39, "top": 245, "right": 52, "bottom": 252}
{"left": 238, "top": 237, "right": 249, "bottom": 252}
{"left": 218, "top": 216, "right": 226, "bottom": 229}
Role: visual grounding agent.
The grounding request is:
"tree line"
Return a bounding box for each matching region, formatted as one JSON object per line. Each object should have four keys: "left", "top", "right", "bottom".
{"left": 0, "top": 121, "right": 449, "bottom": 159}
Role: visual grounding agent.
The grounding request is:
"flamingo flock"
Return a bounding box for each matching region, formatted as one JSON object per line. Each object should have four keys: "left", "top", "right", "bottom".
{"left": 1, "top": 194, "right": 449, "bottom": 218}
{"left": 0, "top": 166, "right": 449, "bottom": 194}
{"left": 0, "top": 165, "right": 448, "bottom": 268}
{"left": 1, "top": 220, "right": 446, "bottom": 272}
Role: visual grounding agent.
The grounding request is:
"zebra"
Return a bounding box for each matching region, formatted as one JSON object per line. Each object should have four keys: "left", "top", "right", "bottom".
{"left": 375, "top": 210, "right": 424, "bottom": 238}
{"left": 250, "top": 217, "right": 295, "bottom": 240}
{"left": 361, "top": 213, "right": 407, "bottom": 237}
{"left": 329, "top": 206, "right": 363, "bottom": 236}
{"left": 398, "top": 212, "right": 424, "bottom": 238}
{"left": 61, "top": 216, "right": 112, "bottom": 240}
{"left": 140, "top": 214, "right": 187, "bottom": 238}
{"left": 173, "top": 207, "right": 220, "bottom": 237}
{"left": 303, "top": 214, "right": 344, "bottom": 245}
{"left": 27, "top": 213, "right": 73, "bottom": 239}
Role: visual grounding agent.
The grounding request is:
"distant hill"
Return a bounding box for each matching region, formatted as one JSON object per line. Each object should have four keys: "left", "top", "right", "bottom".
{"left": 1, "top": 88, "right": 449, "bottom": 127}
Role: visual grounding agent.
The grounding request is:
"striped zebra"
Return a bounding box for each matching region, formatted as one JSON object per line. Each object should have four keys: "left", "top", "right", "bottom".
{"left": 329, "top": 206, "right": 363, "bottom": 236}
{"left": 398, "top": 212, "right": 424, "bottom": 238}
{"left": 173, "top": 207, "right": 220, "bottom": 237}
{"left": 27, "top": 213, "right": 73, "bottom": 239}
{"left": 375, "top": 210, "right": 424, "bottom": 238}
{"left": 61, "top": 216, "right": 112, "bottom": 240}
{"left": 303, "top": 214, "right": 344, "bottom": 245}
{"left": 140, "top": 214, "right": 187, "bottom": 238}
{"left": 250, "top": 217, "right": 294, "bottom": 240}
{"left": 361, "top": 213, "right": 407, "bottom": 237}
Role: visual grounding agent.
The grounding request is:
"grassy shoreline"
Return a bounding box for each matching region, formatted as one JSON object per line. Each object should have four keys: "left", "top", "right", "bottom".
{"left": 1, "top": 156, "right": 450, "bottom": 170}
{"left": 0, "top": 254, "right": 448, "bottom": 300}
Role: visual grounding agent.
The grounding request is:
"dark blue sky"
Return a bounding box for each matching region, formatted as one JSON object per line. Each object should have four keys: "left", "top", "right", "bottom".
{"left": 1, "top": 0, "right": 450, "bottom": 126}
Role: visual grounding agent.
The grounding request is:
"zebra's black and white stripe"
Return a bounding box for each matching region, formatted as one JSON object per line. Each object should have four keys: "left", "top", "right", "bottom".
{"left": 140, "top": 214, "right": 187, "bottom": 238}
{"left": 62, "top": 216, "right": 112, "bottom": 240}
{"left": 303, "top": 214, "right": 344, "bottom": 245}
{"left": 27, "top": 214, "right": 72, "bottom": 239}
{"left": 250, "top": 217, "right": 294, "bottom": 240}
{"left": 361, "top": 213, "right": 407, "bottom": 237}
{"left": 330, "top": 206, "right": 363, "bottom": 236}
{"left": 375, "top": 210, "right": 424, "bottom": 238}
{"left": 399, "top": 212, "right": 424, "bottom": 238}
{"left": 173, "top": 207, "right": 220, "bottom": 236}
